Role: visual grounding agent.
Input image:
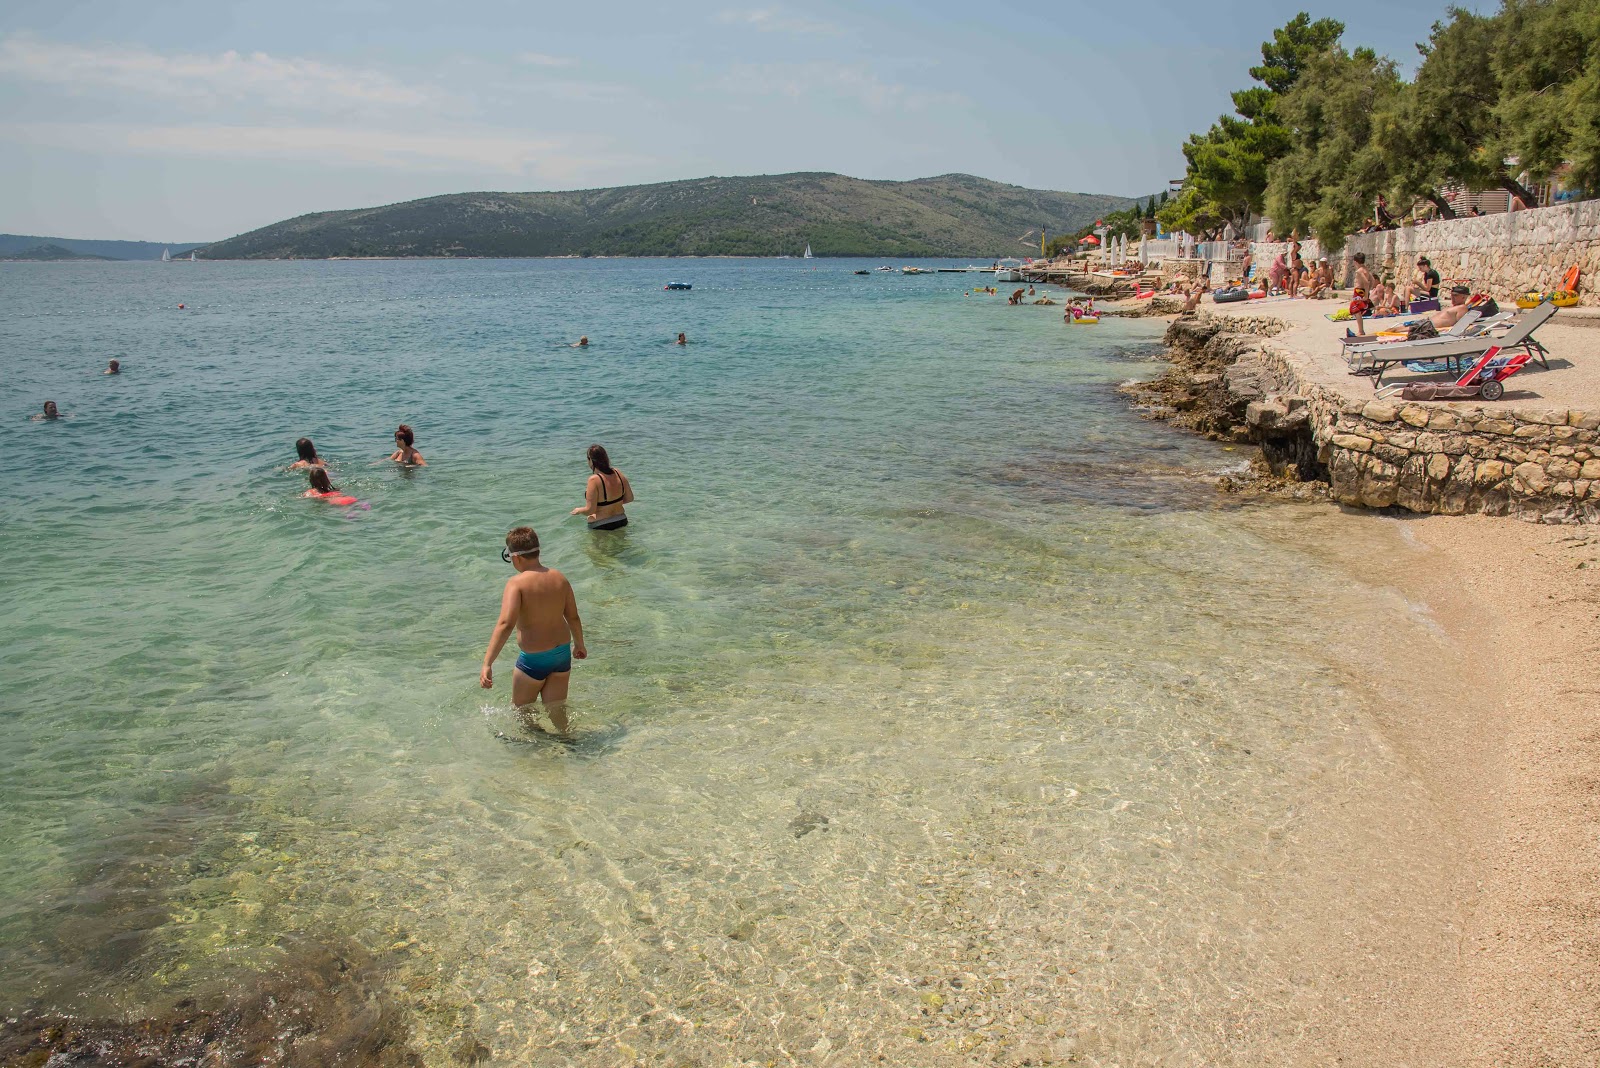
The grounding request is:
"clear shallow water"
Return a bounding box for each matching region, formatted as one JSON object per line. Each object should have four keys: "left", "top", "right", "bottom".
{"left": 0, "top": 260, "right": 1468, "bottom": 1064}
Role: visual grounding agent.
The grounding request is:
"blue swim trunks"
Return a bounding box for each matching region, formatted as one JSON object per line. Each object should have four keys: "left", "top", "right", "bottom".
{"left": 515, "top": 644, "right": 572, "bottom": 680}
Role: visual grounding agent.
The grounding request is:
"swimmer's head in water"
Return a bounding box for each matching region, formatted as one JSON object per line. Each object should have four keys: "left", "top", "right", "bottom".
{"left": 296, "top": 436, "right": 317, "bottom": 462}
{"left": 394, "top": 424, "right": 414, "bottom": 447}
{"left": 107, "top": 359, "right": 120, "bottom": 372}
{"left": 308, "top": 468, "right": 334, "bottom": 493}
{"left": 586, "top": 444, "right": 614, "bottom": 474}
{"left": 578, "top": 336, "right": 589, "bottom": 346}
{"left": 503, "top": 526, "right": 540, "bottom": 563}
{"left": 43, "top": 401, "right": 58, "bottom": 418}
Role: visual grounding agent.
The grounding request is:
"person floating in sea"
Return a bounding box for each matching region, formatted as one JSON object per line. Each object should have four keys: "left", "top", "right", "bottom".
{"left": 676, "top": 332, "right": 687, "bottom": 345}
{"left": 35, "top": 400, "right": 60, "bottom": 421}
{"left": 480, "top": 525, "right": 587, "bottom": 732}
{"left": 573, "top": 336, "right": 589, "bottom": 348}
{"left": 571, "top": 444, "right": 632, "bottom": 531}
{"left": 104, "top": 359, "right": 120, "bottom": 375}
{"left": 302, "top": 468, "right": 362, "bottom": 506}
{"left": 289, "top": 436, "right": 326, "bottom": 470}
{"left": 389, "top": 424, "right": 425, "bottom": 466}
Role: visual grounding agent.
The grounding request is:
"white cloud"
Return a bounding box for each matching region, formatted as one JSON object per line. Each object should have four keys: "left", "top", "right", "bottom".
{"left": 715, "top": 8, "right": 841, "bottom": 35}
{"left": 517, "top": 52, "right": 579, "bottom": 68}
{"left": 0, "top": 33, "right": 435, "bottom": 112}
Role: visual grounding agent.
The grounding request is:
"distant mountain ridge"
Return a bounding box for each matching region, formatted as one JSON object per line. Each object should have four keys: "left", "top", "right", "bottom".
{"left": 0, "top": 234, "right": 208, "bottom": 261}
{"left": 1, "top": 242, "right": 113, "bottom": 261}
{"left": 199, "top": 173, "right": 1137, "bottom": 260}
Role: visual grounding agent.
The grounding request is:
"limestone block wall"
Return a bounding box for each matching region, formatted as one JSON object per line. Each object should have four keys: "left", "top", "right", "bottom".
{"left": 1253, "top": 345, "right": 1600, "bottom": 521}
{"left": 1335, "top": 200, "right": 1599, "bottom": 305}
{"left": 1164, "top": 314, "right": 1599, "bottom": 522}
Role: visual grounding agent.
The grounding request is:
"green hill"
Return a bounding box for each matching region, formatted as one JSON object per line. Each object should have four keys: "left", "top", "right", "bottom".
{"left": 199, "top": 173, "right": 1136, "bottom": 259}
{"left": 0, "top": 235, "right": 207, "bottom": 260}
{"left": 1, "top": 243, "right": 114, "bottom": 261}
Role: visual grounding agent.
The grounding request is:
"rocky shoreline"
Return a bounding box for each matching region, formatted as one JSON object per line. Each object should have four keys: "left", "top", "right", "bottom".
{"left": 1124, "top": 313, "right": 1600, "bottom": 522}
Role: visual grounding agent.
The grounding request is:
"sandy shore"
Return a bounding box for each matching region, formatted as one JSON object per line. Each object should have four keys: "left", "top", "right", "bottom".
{"left": 1102, "top": 287, "right": 1600, "bottom": 1060}
{"left": 1239, "top": 501, "right": 1600, "bottom": 1066}
{"left": 1394, "top": 516, "right": 1600, "bottom": 1065}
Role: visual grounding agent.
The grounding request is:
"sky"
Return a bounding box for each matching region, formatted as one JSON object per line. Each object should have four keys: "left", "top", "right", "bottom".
{"left": 0, "top": 0, "right": 1488, "bottom": 242}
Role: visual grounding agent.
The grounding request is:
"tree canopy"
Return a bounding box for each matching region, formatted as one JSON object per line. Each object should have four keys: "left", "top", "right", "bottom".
{"left": 1163, "top": 2, "right": 1599, "bottom": 246}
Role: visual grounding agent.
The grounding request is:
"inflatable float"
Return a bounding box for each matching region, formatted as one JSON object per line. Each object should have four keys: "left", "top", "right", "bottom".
{"left": 1072, "top": 316, "right": 1100, "bottom": 325}
{"left": 1212, "top": 286, "right": 1251, "bottom": 304}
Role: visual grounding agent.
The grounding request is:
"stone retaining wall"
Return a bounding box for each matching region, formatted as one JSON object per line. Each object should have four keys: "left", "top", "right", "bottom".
{"left": 1149, "top": 315, "right": 1599, "bottom": 522}
{"left": 1245, "top": 200, "right": 1598, "bottom": 305}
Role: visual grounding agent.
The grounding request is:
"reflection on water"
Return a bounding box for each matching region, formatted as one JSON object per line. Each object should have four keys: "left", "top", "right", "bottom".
{"left": 0, "top": 260, "right": 1473, "bottom": 1065}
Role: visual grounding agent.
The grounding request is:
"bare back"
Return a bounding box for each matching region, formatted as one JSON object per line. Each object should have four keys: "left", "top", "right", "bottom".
{"left": 506, "top": 566, "right": 577, "bottom": 651}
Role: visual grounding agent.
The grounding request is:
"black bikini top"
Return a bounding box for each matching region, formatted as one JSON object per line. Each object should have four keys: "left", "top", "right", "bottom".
{"left": 596, "top": 472, "right": 625, "bottom": 507}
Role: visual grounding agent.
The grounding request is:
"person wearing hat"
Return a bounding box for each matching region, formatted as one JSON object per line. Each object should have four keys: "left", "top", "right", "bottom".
{"left": 1427, "top": 284, "right": 1476, "bottom": 331}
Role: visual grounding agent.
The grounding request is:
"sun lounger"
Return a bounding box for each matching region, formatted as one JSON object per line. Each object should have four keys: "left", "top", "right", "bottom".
{"left": 1341, "top": 309, "right": 1485, "bottom": 356}
{"left": 1348, "top": 302, "right": 1556, "bottom": 388}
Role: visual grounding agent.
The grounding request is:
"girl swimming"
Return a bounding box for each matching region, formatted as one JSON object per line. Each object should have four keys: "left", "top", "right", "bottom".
{"left": 304, "top": 468, "right": 360, "bottom": 506}
{"left": 289, "top": 437, "right": 326, "bottom": 470}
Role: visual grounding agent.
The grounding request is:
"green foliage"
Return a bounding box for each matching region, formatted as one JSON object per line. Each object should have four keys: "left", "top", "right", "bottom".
{"left": 1170, "top": 0, "right": 1599, "bottom": 246}
{"left": 1267, "top": 47, "right": 1402, "bottom": 245}
{"left": 1493, "top": 0, "right": 1600, "bottom": 195}
{"left": 1170, "top": 12, "right": 1343, "bottom": 230}
{"left": 1250, "top": 13, "right": 1347, "bottom": 94}
{"left": 201, "top": 173, "right": 1137, "bottom": 259}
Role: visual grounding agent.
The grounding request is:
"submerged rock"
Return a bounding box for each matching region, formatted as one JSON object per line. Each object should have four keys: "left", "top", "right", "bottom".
{"left": 0, "top": 938, "right": 423, "bottom": 1067}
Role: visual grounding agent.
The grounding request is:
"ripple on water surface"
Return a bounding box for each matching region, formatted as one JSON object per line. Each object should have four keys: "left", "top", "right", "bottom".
{"left": 0, "top": 260, "right": 1471, "bottom": 1065}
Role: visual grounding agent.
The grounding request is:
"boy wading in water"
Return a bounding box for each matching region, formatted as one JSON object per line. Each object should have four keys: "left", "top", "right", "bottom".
{"left": 480, "top": 526, "right": 587, "bottom": 732}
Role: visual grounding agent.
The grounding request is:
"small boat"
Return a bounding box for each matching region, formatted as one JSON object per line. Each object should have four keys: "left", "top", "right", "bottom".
{"left": 664, "top": 282, "right": 692, "bottom": 290}
{"left": 902, "top": 266, "right": 932, "bottom": 275}
{"left": 161, "top": 247, "right": 171, "bottom": 263}
{"left": 876, "top": 266, "right": 893, "bottom": 272}
{"left": 853, "top": 269, "right": 870, "bottom": 275}
{"left": 803, "top": 243, "right": 813, "bottom": 259}
{"left": 189, "top": 251, "right": 196, "bottom": 262}
{"left": 994, "top": 258, "right": 1023, "bottom": 282}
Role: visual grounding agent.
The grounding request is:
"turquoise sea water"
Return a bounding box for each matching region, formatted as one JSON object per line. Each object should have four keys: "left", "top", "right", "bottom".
{"left": 1, "top": 259, "right": 1469, "bottom": 1065}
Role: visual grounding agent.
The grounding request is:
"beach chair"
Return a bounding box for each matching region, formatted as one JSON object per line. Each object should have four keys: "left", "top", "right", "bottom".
{"left": 1341, "top": 309, "right": 1483, "bottom": 357}
{"left": 1351, "top": 302, "right": 1556, "bottom": 389}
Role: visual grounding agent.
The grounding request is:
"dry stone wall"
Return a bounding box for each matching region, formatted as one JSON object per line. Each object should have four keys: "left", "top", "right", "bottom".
{"left": 1154, "top": 315, "right": 1600, "bottom": 522}
{"left": 1337, "top": 201, "right": 1598, "bottom": 305}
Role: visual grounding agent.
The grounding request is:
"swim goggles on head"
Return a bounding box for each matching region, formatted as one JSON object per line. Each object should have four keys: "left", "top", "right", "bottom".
{"left": 502, "top": 546, "right": 540, "bottom": 563}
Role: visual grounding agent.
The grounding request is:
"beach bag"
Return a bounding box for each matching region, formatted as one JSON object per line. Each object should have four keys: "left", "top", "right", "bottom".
{"left": 1406, "top": 320, "right": 1439, "bottom": 341}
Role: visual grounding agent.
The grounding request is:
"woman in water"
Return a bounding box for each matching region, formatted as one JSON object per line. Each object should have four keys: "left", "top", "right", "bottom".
{"left": 35, "top": 401, "right": 60, "bottom": 421}
{"left": 389, "top": 424, "right": 426, "bottom": 466}
{"left": 303, "top": 468, "right": 360, "bottom": 506}
{"left": 289, "top": 436, "right": 326, "bottom": 470}
{"left": 571, "top": 444, "right": 633, "bottom": 530}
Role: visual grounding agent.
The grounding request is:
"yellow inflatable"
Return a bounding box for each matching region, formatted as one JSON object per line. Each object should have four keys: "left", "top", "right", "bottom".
{"left": 1073, "top": 316, "right": 1100, "bottom": 325}
{"left": 1551, "top": 289, "right": 1579, "bottom": 308}
{"left": 1515, "top": 291, "right": 1545, "bottom": 309}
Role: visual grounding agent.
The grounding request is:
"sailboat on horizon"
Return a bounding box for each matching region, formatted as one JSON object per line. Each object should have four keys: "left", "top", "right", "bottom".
{"left": 189, "top": 251, "right": 196, "bottom": 262}
{"left": 161, "top": 247, "right": 171, "bottom": 263}
{"left": 803, "top": 243, "right": 813, "bottom": 259}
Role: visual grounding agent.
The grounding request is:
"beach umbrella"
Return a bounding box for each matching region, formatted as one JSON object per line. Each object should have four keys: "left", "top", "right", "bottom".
{"left": 1080, "top": 235, "right": 1100, "bottom": 246}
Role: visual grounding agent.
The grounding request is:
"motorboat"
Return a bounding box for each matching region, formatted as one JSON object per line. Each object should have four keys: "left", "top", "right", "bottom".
{"left": 994, "top": 258, "right": 1024, "bottom": 282}
{"left": 664, "top": 282, "right": 692, "bottom": 290}
{"left": 876, "top": 266, "right": 893, "bottom": 272}
{"left": 853, "top": 269, "right": 870, "bottom": 275}
{"left": 902, "top": 266, "right": 932, "bottom": 275}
